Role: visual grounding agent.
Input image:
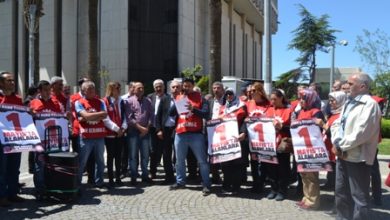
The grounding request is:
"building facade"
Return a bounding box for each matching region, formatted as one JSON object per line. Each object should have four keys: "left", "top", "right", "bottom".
{"left": 0, "top": 0, "right": 278, "bottom": 96}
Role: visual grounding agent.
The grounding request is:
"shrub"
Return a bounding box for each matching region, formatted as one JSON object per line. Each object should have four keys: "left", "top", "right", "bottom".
{"left": 382, "top": 118, "right": 390, "bottom": 138}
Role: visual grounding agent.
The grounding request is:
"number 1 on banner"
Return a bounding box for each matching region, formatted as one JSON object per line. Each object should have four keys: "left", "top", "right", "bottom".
{"left": 254, "top": 123, "right": 264, "bottom": 142}
{"left": 298, "top": 127, "right": 313, "bottom": 148}
{"left": 6, "top": 112, "right": 22, "bottom": 131}
{"left": 215, "top": 124, "right": 226, "bottom": 142}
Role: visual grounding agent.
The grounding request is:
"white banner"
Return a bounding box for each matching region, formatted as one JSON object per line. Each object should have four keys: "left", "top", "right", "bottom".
{"left": 207, "top": 118, "right": 241, "bottom": 164}
{"left": 35, "top": 112, "right": 70, "bottom": 152}
{"left": 290, "top": 119, "right": 331, "bottom": 172}
{"left": 247, "top": 117, "right": 278, "bottom": 164}
{"left": 0, "top": 104, "right": 42, "bottom": 153}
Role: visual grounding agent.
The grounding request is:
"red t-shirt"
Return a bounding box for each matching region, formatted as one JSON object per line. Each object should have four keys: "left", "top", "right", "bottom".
{"left": 0, "top": 93, "right": 23, "bottom": 106}
{"left": 30, "top": 96, "right": 63, "bottom": 113}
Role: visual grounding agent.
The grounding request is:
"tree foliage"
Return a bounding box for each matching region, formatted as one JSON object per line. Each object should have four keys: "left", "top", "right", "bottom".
{"left": 288, "top": 4, "right": 338, "bottom": 83}
{"left": 274, "top": 68, "right": 305, "bottom": 100}
{"left": 355, "top": 29, "right": 390, "bottom": 116}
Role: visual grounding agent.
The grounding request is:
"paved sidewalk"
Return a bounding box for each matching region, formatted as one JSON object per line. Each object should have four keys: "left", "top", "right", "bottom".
{"left": 1, "top": 155, "right": 390, "bottom": 220}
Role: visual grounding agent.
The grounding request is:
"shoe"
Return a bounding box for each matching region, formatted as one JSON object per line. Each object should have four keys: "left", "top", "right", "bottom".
{"left": 275, "top": 193, "right": 285, "bottom": 201}
{"left": 324, "top": 209, "right": 336, "bottom": 217}
{"left": 8, "top": 195, "right": 25, "bottom": 203}
{"left": 169, "top": 183, "right": 185, "bottom": 190}
{"left": 295, "top": 201, "right": 305, "bottom": 207}
{"left": 0, "top": 198, "right": 12, "bottom": 207}
{"left": 94, "top": 183, "right": 111, "bottom": 189}
{"left": 115, "top": 179, "right": 124, "bottom": 186}
{"left": 267, "top": 191, "right": 277, "bottom": 200}
{"left": 131, "top": 178, "right": 137, "bottom": 186}
{"left": 297, "top": 203, "right": 316, "bottom": 211}
{"left": 142, "top": 177, "right": 153, "bottom": 184}
{"left": 202, "top": 187, "right": 211, "bottom": 196}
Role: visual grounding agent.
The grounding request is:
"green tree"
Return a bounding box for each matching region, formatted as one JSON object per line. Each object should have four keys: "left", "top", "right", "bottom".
{"left": 274, "top": 68, "right": 305, "bottom": 99}
{"left": 288, "top": 4, "right": 337, "bottom": 83}
{"left": 209, "top": 0, "right": 222, "bottom": 92}
{"left": 355, "top": 29, "right": 390, "bottom": 116}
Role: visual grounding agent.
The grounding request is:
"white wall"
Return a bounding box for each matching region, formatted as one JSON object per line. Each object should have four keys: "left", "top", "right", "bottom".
{"left": 232, "top": 10, "right": 242, "bottom": 78}
{"left": 221, "top": 0, "right": 230, "bottom": 76}
{"left": 39, "top": 0, "right": 55, "bottom": 81}
{"left": 62, "top": 0, "right": 78, "bottom": 88}
{"left": 0, "top": 1, "right": 12, "bottom": 71}
{"left": 100, "top": 0, "right": 128, "bottom": 92}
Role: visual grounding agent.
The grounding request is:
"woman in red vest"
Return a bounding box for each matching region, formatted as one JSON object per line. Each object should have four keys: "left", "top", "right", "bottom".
{"left": 102, "top": 82, "right": 127, "bottom": 187}
{"left": 265, "top": 89, "right": 292, "bottom": 201}
{"left": 218, "top": 88, "right": 247, "bottom": 194}
{"left": 245, "top": 82, "right": 271, "bottom": 193}
{"left": 294, "top": 88, "right": 325, "bottom": 210}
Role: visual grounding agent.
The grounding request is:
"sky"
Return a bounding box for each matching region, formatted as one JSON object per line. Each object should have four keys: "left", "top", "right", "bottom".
{"left": 272, "top": 0, "right": 390, "bottom": 80}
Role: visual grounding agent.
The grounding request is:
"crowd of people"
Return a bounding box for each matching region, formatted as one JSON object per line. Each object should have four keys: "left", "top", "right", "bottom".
{"left": 0, "top": 70, "right": 384, "bottom": 219}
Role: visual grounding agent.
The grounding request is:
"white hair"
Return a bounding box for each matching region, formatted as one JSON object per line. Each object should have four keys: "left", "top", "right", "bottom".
{"left": 81, "top": 81, "right": 95, "bottom": 91}
{"left": 153, "top": 79, "right": 164, "bottom": 87}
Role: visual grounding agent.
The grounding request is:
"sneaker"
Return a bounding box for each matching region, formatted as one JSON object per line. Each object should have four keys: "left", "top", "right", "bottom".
{"left": 142, "top": 177, "right": 153, "bottom": 184}
{"left": 202, "top": 187, "right": 211, "bottom": 196}
{"left": 169, "top": 183, "right": 185, "bottom": 190}
{"left": 323, "top": 209, "right": 336, "bottom": 217}
{"left": 275, "top": 193, "right": 285, "bottom": 201}
{"left": 131, "top": 178, "right": 137, "bottom": 186}
{"left": 267, "top": 191, "right": 277, "bottom": 200}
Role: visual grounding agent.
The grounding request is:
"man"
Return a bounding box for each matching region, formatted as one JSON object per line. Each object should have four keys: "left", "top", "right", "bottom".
{"left": 124, "top": 82, "right": 154, "bottom": 185}
{"left": 169, "top": 78, "right": 211, "bottom": 196}
{"left": 0, "top": 71, "right": 25, "bottom": 206}
{"left": 148, "top": 79, "right": 167, "bottom": 180}
{"left": 30, "top": 80, "right": 63, "bottom": 200}
{"left": 332, "top": 80, "right": 342, "bottom": 92}
{"left": 207, "top": 81, "right": 225, "bottom": 184}
{"left": 155, "top": 80, "right": 182, "bottom": 184}
{"left": 50, "top": 76, "right": 68, "bottom": 111}
{"left": 120, "top": 81, "right": 135, "bottom": 177}
{"left": 70, "top": 77, "right": 95, "bottom": 185}
{"left": 75, "top": 81, "right": 108, "bottom": 188}
{"left": 332, "top": 73, "right": 382, "bottom": 220}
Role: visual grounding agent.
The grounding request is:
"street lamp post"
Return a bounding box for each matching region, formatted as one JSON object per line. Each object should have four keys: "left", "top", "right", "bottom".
{"left": 330, "top": 40, "right": 348, "bottom": 92}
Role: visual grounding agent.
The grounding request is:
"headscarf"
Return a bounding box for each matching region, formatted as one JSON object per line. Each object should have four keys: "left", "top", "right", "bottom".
{"left": 299, "top": 88, "right": 321, "bottom": 109}
{"left": 328, "top": 91, "right": 347, "bottom": 114}
{"left": 224, "top": 88, "right": 243, "bottom": 114}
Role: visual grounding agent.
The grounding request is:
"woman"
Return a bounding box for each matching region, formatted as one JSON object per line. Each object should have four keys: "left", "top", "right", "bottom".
{"left": 218, "top": 88, "right": 247, "bottom": 194}
{"left": 245, "top": 82, "right": 271, "bottom": 193}
{"left": 102, "top": 82, "right": 127, "bottom": 187}
{"left": 294, "top": 88, "right": 325, "bottom": 210}
{"left": 265, "top": 89, "right": 292, "bottom": 201}
{"left": 317, "top": 91, "right": 347, "bottom": 189}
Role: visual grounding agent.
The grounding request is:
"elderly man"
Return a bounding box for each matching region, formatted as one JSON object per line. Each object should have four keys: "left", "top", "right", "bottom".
{"left": 331, "top": 73, "right": 382, "bottom": 220}
{"left": 75, "top": 81, "right": 108, "bottom": 188}
{"left": 148, "top": 79, "right": 167, "bottom": 180}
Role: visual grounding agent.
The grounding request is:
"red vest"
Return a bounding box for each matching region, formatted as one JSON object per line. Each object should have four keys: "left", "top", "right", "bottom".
{"left": 0, "top": 93, "right": 23, "bottom": 106}
{"left": 296, "top": 108, "right": 320, "bottom": 120}
{"left": 324, "top": 113, "right": 340, "bottom": 161}
{"left": 30, "top": 97, "right": 63, "bottom": 113}
{"left": 78, "top": 97, "right": 106, "bottom": 139}
{"left": 269, "top": 106, "right": 292, "bottom": 148}
{"left": 103, "top": 97, "right": 122, "bottom": 136}
{"left": 175, "top": 92, "right": 203, "bottom": 134}
{"left": 219, "top": 103, "right": 247, "bottom": 127}
{"left": 70, "top": 93, "right": 83, "bottom": 136}
{"left": 246, "top": 100, "right": 271, "bottom": 117}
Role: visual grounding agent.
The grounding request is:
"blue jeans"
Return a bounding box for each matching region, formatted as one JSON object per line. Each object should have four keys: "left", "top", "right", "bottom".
{"left": 127, "top": 131, "right": 150, "bottom": 179}
{"left": 174, "top": 133, "right": 210, "bottom": 187}
{"left": 0, "top": 150, "right": 21, "bottom": 198}
{"left": 78, "top": 138, "right": 105, "bottom": 186}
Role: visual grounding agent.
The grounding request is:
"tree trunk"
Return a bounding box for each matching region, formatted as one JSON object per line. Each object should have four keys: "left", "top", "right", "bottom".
{"left": 88, "top": 0, "right": 100, "bottom": 91}
{"left": 33, "top": 31, "right": 40, "bottom": 85}
{"left": 310, "top": 50, "right": 316, "bottom": 83}
{"left": 209, "top": 0, "right": 222, "bottom": 92}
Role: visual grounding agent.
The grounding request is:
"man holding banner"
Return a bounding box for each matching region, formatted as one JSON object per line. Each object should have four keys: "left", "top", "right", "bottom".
{"left": 0, "top": 71, "right": 26, "bottom": 206}
{"left": 29, "top": 80, "right": 66, "bottom": 200}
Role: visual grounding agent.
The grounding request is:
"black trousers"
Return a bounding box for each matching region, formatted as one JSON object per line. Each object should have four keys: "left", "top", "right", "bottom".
{"left": 335, "top": 159, "right": 371, "bottom": 220}
{"left": 264, "top": 153, "right": 291, "bottom": 194}
{"left": 221, "top": 161, "right": 244, "bottom": 191}
{"left": 371, "top": 150, "right": 382, "bottom": 202}
{"left": 150, "top": 127, "right": 175, "bottom": 180}
{"left": 105, "top": 137, "right": 123, "bottom": 181}
{"left": 121, "top": 135, "right": 129, "bottom": 174}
